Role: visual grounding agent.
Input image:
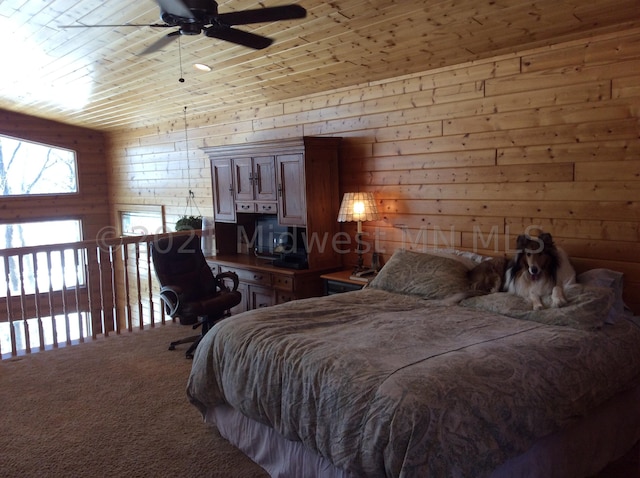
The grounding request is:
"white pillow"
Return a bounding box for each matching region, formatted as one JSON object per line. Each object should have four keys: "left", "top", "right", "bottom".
{"left": 577, "top": 268, "right": 626, "bottom": 324}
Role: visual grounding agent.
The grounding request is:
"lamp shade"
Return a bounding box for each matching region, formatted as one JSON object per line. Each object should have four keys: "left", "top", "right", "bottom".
{"left": 337, "top": 192, "right": 380, "bottom": 222}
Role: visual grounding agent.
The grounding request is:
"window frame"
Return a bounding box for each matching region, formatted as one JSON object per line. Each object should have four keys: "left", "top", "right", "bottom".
{"left": 0, "top": 133, "right": 80, "bottom": 198}
{"left": 116, "top": 204, "right": 165, "bottom": 237}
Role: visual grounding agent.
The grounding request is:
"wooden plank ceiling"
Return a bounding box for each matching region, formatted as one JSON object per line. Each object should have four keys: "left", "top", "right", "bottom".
{"left": 0, "top": 0, "right": 638, "bottom": 132}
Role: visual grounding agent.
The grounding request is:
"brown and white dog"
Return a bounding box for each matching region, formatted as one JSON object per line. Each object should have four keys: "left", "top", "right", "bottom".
{"left": 503, "top": 232, "right": 576, "bottom": 310}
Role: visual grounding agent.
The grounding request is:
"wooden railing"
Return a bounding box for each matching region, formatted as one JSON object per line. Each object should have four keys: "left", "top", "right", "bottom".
{"left": 0, "top": 232, "right": 190, "bottom": 358}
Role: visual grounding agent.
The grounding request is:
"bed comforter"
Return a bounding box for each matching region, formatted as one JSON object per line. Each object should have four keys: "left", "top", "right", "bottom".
{"left": 187, "top": 288, "right": 640, "bottom": 477}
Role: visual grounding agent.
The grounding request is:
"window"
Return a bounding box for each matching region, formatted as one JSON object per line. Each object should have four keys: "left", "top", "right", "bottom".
{"left": 0, "top": 134, "right": 78, "bottom": 196}
{"left": 0, "top": 219, "right": 84, "bottom": 297}
{"left": 118, "top": 204, "right": 165, "bottom": 236}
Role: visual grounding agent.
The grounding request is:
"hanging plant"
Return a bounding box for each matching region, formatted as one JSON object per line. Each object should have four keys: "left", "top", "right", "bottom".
{"left": 175, "top": 107, "right": 202, "bottom": 233}
{"left": 175, "top": 215, "right": 202, "bottom": 231}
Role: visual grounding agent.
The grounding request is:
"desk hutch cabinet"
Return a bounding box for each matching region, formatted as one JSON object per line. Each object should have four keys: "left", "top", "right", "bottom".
{"left": 203, "top": 137, "right": 343, "bottom": 313}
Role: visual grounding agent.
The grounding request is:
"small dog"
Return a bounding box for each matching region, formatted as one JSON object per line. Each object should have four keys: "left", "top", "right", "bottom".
{"left": 468, "top": 256, "right": 508, "bottom": 294}
{"left": 504, "top": 232, "right": 576, "bottom": 310}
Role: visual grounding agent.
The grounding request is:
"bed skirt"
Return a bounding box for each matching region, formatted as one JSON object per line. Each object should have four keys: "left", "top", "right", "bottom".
{"left": 206, "top": 384, "right": 640, "bottom": 478}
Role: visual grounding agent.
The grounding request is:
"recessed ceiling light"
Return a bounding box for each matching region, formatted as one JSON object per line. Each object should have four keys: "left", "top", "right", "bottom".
{"left": 193, "top": 63, "right": 212, "bottom": 72}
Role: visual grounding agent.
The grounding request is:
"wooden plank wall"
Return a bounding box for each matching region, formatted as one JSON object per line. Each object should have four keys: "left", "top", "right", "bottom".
{"left": 107, "top": 28, "right": 640, "bottom": 314}
{"left": 0, "top": 110, "right": 110, "bottom": 243}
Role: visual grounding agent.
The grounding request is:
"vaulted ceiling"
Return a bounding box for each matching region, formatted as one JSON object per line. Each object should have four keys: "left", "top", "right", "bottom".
{"left": 1, "top": 0, "right": 639, "bottom": 132}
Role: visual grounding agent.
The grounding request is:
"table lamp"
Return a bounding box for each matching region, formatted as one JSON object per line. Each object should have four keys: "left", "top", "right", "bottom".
{"left": 337, "top": 192, "right": 380, "bottom": 274}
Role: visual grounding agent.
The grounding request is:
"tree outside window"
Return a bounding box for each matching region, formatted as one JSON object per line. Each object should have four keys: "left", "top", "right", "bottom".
{"left": 0, "top": 134, "right": 77, "bottom": 198}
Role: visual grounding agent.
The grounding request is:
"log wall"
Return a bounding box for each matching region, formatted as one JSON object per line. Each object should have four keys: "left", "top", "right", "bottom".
{"left": 111, "top": 28, "right": 640, "bottom": 314}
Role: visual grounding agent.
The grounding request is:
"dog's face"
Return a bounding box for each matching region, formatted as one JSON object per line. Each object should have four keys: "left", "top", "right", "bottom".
{"left": 516, "top": 233, "right": 555, "bottom": 281}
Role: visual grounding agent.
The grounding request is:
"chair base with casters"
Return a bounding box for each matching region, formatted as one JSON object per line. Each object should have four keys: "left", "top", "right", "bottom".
{"left": 151, "top": 234, "right": 242, "bottom": 359}
{"left": 168, "top": 333, "right": 199, "bottom": 353}
{"left": 167, "top": 317, "right": 219, "bottom": 359}
{"left": 166, "top": 288, "right": 239, "bottom": 358}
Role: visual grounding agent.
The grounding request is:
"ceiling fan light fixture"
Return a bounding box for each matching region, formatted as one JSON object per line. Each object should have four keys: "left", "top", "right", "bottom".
{"left": 193, "top": 63, "right": 212, "bottom": 72}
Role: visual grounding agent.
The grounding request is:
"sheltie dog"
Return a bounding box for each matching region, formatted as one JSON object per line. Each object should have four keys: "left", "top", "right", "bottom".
{"left": 504, "top": 232, "right": 576, "bottom": 310}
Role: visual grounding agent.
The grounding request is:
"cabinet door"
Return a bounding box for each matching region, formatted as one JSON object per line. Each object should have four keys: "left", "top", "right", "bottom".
{"left": 232, "top": 156, "right": 254, "bottom": 201}
{"left": 276, "top": 153, "right": 306, "bottom": 226}
{"left": 249, "top": 285, "right": 275, "bottom": 310}
{"left": 231, "top": 281, "right": 249, "bottom": 315}
{"left": 211, "top": 159, "right": 236, "bottom": 223}
{"left": 254, "top": 156, "right": 277, "bottom": 201}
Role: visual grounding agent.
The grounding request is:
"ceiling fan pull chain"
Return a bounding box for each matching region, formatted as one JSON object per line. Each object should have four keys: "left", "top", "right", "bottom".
{"left": 178, "top": 35, "right": 185, "bottom": 83}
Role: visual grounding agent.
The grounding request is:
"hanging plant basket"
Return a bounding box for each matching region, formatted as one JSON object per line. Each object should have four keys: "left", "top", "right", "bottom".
{"left": 175, "top": 215, "right": 202, "bottom": 231}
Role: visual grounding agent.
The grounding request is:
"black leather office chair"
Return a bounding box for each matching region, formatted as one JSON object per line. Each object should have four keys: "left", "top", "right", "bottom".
{"left": 151, "top": 233, "right": 241, "bottom": 358}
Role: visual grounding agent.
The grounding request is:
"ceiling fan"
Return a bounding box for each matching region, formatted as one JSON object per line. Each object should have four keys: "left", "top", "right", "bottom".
{"left": 61, "top": 0, "right": 307, "bottom": 53}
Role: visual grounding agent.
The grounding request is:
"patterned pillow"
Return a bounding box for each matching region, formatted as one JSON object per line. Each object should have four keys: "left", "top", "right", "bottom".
{"left": 368, "top": 249, "right": 470, "bottom": 300}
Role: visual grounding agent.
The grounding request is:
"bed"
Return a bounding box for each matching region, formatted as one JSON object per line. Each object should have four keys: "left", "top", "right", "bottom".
{"left": 187, "top": 249, "right": 640, "bottom": 477}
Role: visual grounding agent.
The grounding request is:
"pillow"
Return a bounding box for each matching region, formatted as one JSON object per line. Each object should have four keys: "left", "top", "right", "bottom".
{"left": 460, "top": 284, "right": 614, "bottom": 330}
{"left": 436, "top": 248, "right": 488, "bottom": 268}
{"left": 368, "top": 249, "right": 470, "bottom": 300}
{"left": 577, "top": 268, "right": 625, "bottom": 324}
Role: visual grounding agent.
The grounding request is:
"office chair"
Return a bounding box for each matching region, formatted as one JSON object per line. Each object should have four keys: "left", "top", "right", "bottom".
{"left": 151, "top": 233, "right": 241, "bottom": 358}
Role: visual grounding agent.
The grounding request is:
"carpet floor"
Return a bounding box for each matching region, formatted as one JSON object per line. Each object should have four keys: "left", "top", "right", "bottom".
{"left": 0, "top": 324, "right": 270, "bottom": 478}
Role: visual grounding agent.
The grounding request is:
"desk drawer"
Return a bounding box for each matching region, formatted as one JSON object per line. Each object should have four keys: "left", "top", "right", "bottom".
{"left": 236, "top": 202, "right": 256, "bottom": 213}
{"left": 256, "top": 202, "right": 277, "bottom": 214}
{"left": 219, "top": 265, "right": 271, "bottom": 287}
{"left": 273, "top": 274, "right": 293, "bottom": 291}
{"left": 236, "top": 202, "right": 256, "bottom": 212}
{"left": 276, "top": 291, "right": 295, "bottom": 304}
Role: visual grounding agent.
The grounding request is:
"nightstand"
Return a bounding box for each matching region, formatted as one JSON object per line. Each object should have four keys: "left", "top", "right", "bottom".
{"left": 321, "top": 270, "right": 370, "bottom": 295}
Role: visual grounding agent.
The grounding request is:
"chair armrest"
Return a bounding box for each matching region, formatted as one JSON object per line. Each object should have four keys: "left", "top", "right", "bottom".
{"left": 215, "top": 272, "right": 239, "bottom": 292}
{"left": 185, "top": 290, "right": 242, "bottom": 318}
{"left": 159, "top": 285, "right": 184, "bottom": 316}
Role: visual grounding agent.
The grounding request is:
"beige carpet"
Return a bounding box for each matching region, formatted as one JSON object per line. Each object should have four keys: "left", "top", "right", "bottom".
{"left": 0, "top": 324, "right": 270, "bottom": 478}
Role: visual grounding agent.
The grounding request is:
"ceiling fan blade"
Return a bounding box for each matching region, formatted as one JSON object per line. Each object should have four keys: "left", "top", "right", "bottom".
{"left": 59, "top": 23, "right": 171, "bottom": 28}
{"left": 205, "top": 26, "right": 273, "bottom": 50}
{"left": 156, "top": 0, "right": 194, "bottom": 19}
{"left": 139, "top": 30, "right": 182, "bottom": 55}
{"left": 217, "top": 4, "right": 306, "bottom": 26}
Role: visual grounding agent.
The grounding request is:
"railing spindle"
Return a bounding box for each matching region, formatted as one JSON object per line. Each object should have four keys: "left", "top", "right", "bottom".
{"left": 17, "top": 255, "right": 30, "bottom": 354}
{"left": 2, "top": 255, "right": 16, "bottom": 356}
{"left": 45, "top": 250, "right": 58, "bottom": 349}
{"left": 145, "top": 242, "right": 155, "bottom": 327}
{"left": 73, "top": 248, "right": 85, "bottom": 343}
{"left": 32, "top": 252, "right": 45, "bottom": 351}
{"left": 60, "top": 250, "right": 72, "bottom": 346}
{"left": 135, "top": 243, "right": 143, "bottom": 330}
{"left": 122, "top": 243, "right": 132, "bottom": 332}
{"left": 96, "top": 246, "right": 108, "bottom": 337}
{"left": 109, "top": 245, "right": 119, "bottom": 335}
